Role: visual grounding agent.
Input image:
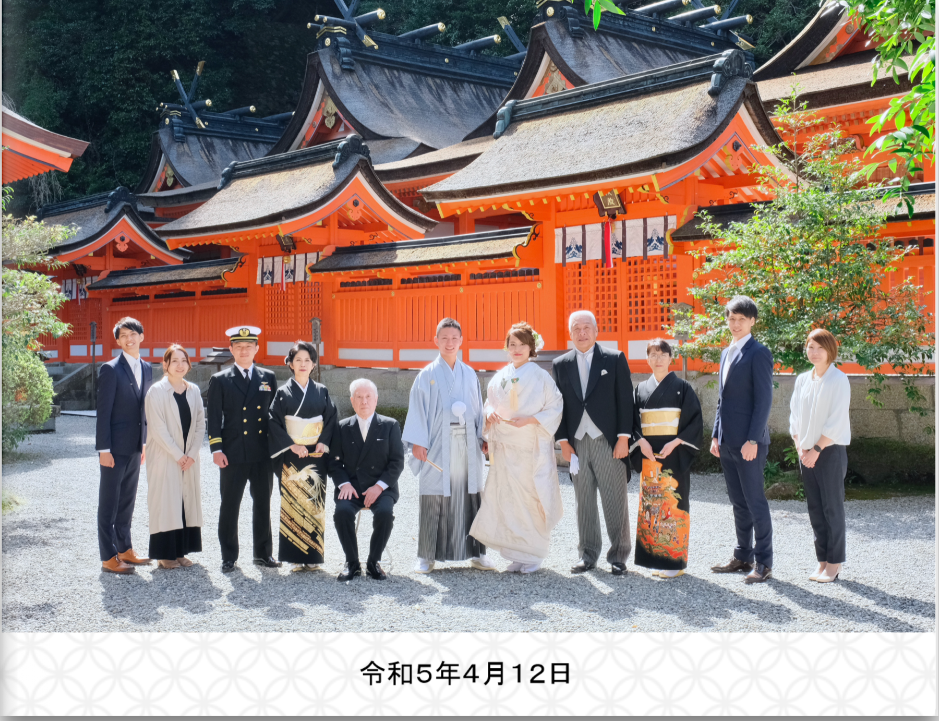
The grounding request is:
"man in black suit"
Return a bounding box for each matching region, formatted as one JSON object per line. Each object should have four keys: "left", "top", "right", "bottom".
{"left": 96, "top": 317, "right": 153, "bottom": 573}
{"left": 553, "top": 310, "right": 634, "bottom": 576}
{"left": 208, "top": 325, "right": 280, "bottom": 572}
{"left": 709, "top": 296, "right": 775, "bottom": 583}
{"left": 329, "top": 378, "right": 404, "bottom": 582}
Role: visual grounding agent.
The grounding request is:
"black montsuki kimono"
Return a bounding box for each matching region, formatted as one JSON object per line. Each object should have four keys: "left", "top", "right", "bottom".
{"left": 630, "top": 372, "right": 703, "bottom": 571}
{"left": 269, "top": 378, "right": 338, "bottom": 564}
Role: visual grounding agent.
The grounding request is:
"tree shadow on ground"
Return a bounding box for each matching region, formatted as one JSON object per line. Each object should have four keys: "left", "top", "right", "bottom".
{"left": 2, "top": 517, "right": 73, "bottom": 551}
{"left": 770, "top": 579, "right": 924, "bottom": 631}
{"left": 836, "top": 579, "right": 935, "bottom": 622}
{"left": 98, "top": 562, "right": 224, "bottom": 624}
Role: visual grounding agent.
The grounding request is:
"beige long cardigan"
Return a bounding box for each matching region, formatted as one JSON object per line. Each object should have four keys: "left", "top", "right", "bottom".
{"left": 144, "top": 376, "right": 205, "bottom": 534}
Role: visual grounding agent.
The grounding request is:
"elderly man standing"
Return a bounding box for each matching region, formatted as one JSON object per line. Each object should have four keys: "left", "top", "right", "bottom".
{"left": 329, "top": 379, "right": 404, "bottom": 582}
{"left": 553, "top": 311, "right": 634, "bottom": 575}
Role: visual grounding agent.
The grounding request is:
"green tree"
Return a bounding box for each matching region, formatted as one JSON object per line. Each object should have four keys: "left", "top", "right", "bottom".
{"left": 1, "top": 187, "right": 73, "bottom": 451}
{"left": 842, "top": 0, "right": 935, "bottom": 213}
{"left": 673, "top": 92, "right": 934, "bottom": 412}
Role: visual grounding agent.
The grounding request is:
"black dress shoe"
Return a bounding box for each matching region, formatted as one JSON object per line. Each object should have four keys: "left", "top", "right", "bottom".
{"left": 366, "top": 561, "right": 387, "bottom": 580}
{"left": 744, "top": 563, "right": 772, "bottom": 584}
{"left": 611, "top": 562, "right": 627, "bottom": 576}
{"left": 710, "top": 558, "right": 754, "bottom": 574}
{"left": 221, "top": 561, "right": 235, "bottom": 573}
{"left": 338, "top": 562, "right": 362, "bottom": 582}
{"left": 253, "top": 556, "right": 282, "bottom": 568}
{"left": 571, "top": 560, "right": 596, "bottom": 574}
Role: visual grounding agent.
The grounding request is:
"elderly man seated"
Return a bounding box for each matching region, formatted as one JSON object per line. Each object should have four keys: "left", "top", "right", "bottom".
{"left": 328, "top": 378, "right": 404, "bottom": 582}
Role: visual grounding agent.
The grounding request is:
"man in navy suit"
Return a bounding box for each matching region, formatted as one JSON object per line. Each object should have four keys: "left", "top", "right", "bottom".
{"left": 96, "top": 317, "right": 153, "bottom": 573}
{"left": 709, "top": 296, "right": 775, "bottom": 583}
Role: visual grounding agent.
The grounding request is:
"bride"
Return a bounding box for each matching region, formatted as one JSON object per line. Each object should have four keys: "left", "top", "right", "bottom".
{"left": 469, "top": 322, "right": 564, "bottom": 573}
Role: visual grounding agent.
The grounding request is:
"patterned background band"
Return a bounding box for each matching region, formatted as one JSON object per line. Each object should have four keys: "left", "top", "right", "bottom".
{"left": 2, "top": 632, "right": 934, "bottom": 715}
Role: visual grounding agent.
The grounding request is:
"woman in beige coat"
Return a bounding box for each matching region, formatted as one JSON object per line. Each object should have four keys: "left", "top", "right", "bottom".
{"left": 145, "top": 345, "right": 205, "bottom": 569}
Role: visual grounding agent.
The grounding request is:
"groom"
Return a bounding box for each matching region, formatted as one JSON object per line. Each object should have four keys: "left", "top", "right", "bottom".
{"left": 553, "top": 310, "right": 634, "bottom": 576}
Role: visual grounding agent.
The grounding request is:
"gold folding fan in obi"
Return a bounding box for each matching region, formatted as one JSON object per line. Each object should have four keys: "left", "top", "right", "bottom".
{"left": 640, "top": 408, "right": 681, "bottom": 437}
{"left": 285, "top": 415, "right": 324, "bottom": 445}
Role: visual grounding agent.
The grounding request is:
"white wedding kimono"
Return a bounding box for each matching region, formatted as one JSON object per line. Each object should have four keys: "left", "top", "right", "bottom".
{"left": 470, "top": 360, "right": 564, "bottom": 564}
{"left": 403, "top": 355, "right": 487, "bottom": 561}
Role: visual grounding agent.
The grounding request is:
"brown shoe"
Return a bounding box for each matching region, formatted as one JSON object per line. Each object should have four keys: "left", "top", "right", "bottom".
{"left": 711, "top": 558, "right": 754, "bottom": 574}
{"left": 744, "top": 563, "right": 772, "bottom": 584}
{"left": 118, "top": 549, "right": 152, "bottom": 565}
{"left": 102, "top": 556, "right": 134, "bottom": 574}
{"left": 158, "top": 559, "right": 181, "bottom": 569}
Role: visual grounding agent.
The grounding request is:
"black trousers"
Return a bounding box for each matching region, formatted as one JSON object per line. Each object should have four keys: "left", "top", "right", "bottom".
{"left": 800, "top": 445, "right": 848, "bottom": 564}
{"left": 334, "top": 493, "right": 395, "bottom": 565}
{"left": 720, "top": 443, "right": 774, "bottom": 568}
{"left": 97, "top": 452, "right": 141, "bottom": 561}
{"left": 218, "top": 461, "right": 274, "bottom": 562}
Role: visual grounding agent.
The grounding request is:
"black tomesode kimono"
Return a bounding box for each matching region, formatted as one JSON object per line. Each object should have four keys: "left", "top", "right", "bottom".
{"left": 269, "top": 378, "right": 338, "bottom": 564}
{"left": 630, "top": 372, "right": 703, "bottom": 571}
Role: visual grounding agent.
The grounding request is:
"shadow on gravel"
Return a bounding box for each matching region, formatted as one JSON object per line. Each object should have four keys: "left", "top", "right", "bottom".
{"left": 224, "top": 566, "right": 438, "bottom": 621}
{"left": 98, "top": 564, "right": 224, "bottom": 624}
{"left": 770, "top": 579, "right": 924, "bottom": 631}
{"left": 2, "top": 601, "right": 60, "bottom": 623}
{"left": 2, "top": 518, "right": 73, "bottom": 551}
{"left": 431, "top": 569, "right": 796, "bottom": 630}
{"left": 837, "top": 579, "right": 936, "bottom": 622}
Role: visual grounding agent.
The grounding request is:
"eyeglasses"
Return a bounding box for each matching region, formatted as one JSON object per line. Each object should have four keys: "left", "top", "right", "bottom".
{"left": 647, "top": 353, "right": 671, "bottom": 361}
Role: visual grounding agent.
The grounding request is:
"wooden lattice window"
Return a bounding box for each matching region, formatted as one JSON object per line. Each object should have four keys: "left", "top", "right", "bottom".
{"left": 624, "top": 257, "right": 679, "bottom": 333}
{"left": 591, "top": 265, "right": 619, "bottom": 334}
{"left": 299, "top": 281, "right": 322, "bottom": 321}
{"left": 265, "top": 284, "right": 294, "bottom": 334}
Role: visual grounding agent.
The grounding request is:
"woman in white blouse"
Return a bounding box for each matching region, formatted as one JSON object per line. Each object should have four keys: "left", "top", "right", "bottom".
{"left": 789, "top": 328, "right": 851, "bottom": 583}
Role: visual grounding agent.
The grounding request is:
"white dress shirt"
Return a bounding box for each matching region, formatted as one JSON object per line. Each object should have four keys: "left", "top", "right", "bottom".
{"left": 789, "top": 365, "right": 852, "bottom": 448}
{"left": 340, "top": 412, "right": 388, "bottom": 490}
{"left": 558, "top": 344, "right": 628, "bottom": 443}
{"left": 100, "top": 352, "right": 144, "bottom": 454}
{"left": 721, "top": 333, "right": 751, "bottom": 385}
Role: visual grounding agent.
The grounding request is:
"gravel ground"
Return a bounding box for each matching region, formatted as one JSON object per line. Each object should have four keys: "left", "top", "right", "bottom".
{"left": 2, "top": 415, "right": 935, "bottom": 632}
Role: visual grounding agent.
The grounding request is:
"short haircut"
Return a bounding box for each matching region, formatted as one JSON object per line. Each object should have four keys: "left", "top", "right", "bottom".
{"left": 568, "top": 310, "right": 598, "bottom": 332}
{"left": 646, "top": 338, "right": 673, "bottom": 356}
{"left": 285, "top": 340, "right": 318, "bottom": 366}
{"left": 806, "top": 328, "right": 838, "bottom": 363}
{"left": 349, "top": 378, "right": 378, "bottom": 397}
{"left": 162, "top": 344, "right": 191, "bottom": 370}
{"left": 504, "top": 321, "right": 538, "bottom": 359}
{"left": 725, "top": 295, "right": 759, "bottom": 320}
{"left": 436, "top": 317, "right": 462, "bottom": 335}
{"left": 113, "top": 317, "right": 144, "bottom": 340}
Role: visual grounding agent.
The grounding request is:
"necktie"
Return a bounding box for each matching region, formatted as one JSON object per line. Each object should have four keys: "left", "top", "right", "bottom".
{"left": 722, "top": 346, "right": 738, "bottom": 384}
{"left": 360, "top": 418, "right": 369, "bottom": 441}
{"left": 579, "top": 351, "right": 590, "bottom": 394}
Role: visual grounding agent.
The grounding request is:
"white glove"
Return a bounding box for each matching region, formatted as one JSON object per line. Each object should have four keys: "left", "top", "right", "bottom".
{"left": 569, "top": 453, "right": 580, "bottom": 476}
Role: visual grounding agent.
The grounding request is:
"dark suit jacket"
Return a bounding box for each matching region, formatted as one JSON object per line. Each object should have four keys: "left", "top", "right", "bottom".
{"left": 327, "top": 414, "right": 404, "bottom": 504}
{"left": 552, "top": 343, "right": 634, "bottom": 464}
{"left": 713, "top": 336, "right": 774, "bottom": 447}
{"left": 95, "top": 354, "right": 152, "bottom": 455}
{"left": 207, "top": 364, "right": 277, "bottom": 464}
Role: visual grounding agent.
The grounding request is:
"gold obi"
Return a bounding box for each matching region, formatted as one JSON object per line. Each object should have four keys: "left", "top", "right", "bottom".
{"left": 285, "top": 415, "right": 324, "bottom": 445}
{"left": 640, "top": 408, "right": 680, "bottom": 437}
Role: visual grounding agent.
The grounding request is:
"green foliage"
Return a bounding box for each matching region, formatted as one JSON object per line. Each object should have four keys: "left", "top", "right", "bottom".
{"left": 673, "top": 90, "right": 933, "bottom": 412}
{"left": 1, "top": 189, "right": 73, "bottom": 451}
{"left": 842, "top": 0, "right": 935, "bottom": 212}
{"left": 585, "top": 0, "right": 626, "bottom": 29}
{"left": 2, "top": 489, "right": 23, "bottom": 514}
{"left": 376, "top": 405, "right": 408, "bottom": 427}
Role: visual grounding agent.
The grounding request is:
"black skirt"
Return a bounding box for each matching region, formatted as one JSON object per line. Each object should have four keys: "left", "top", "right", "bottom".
{"left": 149, "top": 501, "right": 202, "bottom": 560}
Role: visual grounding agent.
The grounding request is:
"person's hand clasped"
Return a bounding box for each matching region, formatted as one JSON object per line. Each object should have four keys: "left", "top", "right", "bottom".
{"left": 290, "top": 443, "right": 309, "bottom": 458}
{"left": 638, "top": 437, "right": 657, "bottom": 462}
{"left": 802, "top": 448, "right": 820, "bottom": 468}
{"left": 740, "top": 442, "right": 758, "bottom": 462}
{"left": 506, "top": 416, "right": 537, "bottom": 428}
{"left": 99, "top": 451, "right": 115, "bottom": 468}
{"left": 657, "top": 438, "right": 682, "bottom": 459}
{"left": 213, "top": 451, "right": 229, "bottom": 468}
{"left": 338, "top": 484, "right": 359, "bottom": 501}
{"left": 363, "top": 484, "right": 384, "bottom": 508}
{"left": 412, "top": 444, "right": 428, "bottom": 462}
{"left": 486, "top": 411, "right": 504, "bottom": 426}
{"left": 710, "top": 438, "right": 720, "bottom": 458}
{"left": 176, "top": 455, "right": 195, "bottom": 472}
{"left": 612, "top": 436, "right": 631, "bottom": 459}
{"left": 313, "top": 442, "right": 327, "bottom": 456}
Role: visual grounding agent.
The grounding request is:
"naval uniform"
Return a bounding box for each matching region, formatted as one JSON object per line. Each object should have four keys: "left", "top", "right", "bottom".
{"left": 208, "top": 363, "right": 278, "bottom": 563}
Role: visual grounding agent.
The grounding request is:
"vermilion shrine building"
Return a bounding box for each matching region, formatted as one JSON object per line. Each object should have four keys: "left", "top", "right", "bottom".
{"left": 32, "top": 0, "right": 934, "bottom": 373}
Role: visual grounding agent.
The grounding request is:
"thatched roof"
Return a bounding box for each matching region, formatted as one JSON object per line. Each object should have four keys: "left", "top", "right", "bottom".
{"left": 88, "top": 258, "right": 239, "bottom": 290}
{"left": 753, "top": 1, "right": 846, "bottom": 81}
{"left": 309, "top": 226, "right": 533, "bottom": 272}
{"left": 375, "top": 136, "right": 495, "bottom": 183}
